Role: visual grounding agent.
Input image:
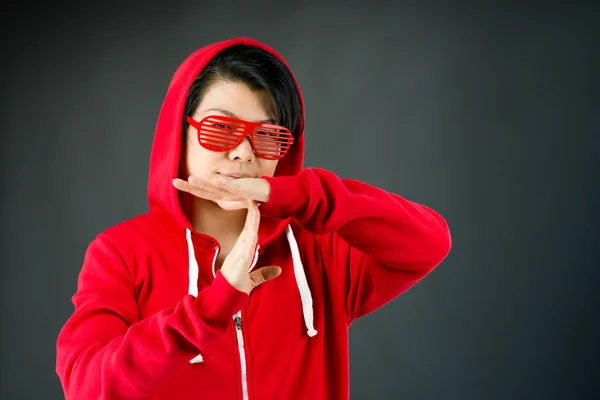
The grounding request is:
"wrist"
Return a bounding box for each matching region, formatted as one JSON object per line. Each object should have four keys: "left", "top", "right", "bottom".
{"left": 219, "top": 269, "right": 250, "bottom": 295}
{"left": 260, "top": 175, "right": 306, "bottom": 217}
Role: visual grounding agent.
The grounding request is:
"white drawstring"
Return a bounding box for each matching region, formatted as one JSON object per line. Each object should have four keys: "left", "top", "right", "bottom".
{"left": 186, "top": 229, "right": 199, "bottom": 297}
{"left": 187, "top": 228, "right": 206, "bottom": 364}
{"left": 249, "top": 245, "right": 260, "bottom": 272}
{"left": 286, "top": 225, "right": 318, "bottom": 337}
{"left": 186, "top": 224, "right": 317, "bottom": 365}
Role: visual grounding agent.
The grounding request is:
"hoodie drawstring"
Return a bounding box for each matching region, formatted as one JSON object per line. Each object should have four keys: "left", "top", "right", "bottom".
{"left": 186, "top": 229, "right": 199, "bottom": 297}
{"left": 285, "top": 225, "right": 318, "bottom": 337}
{"left": 186, "top": 224, "right": 317, "bottom": 364}
{"left": 186, "top": 229, "right": 204, "bottom": 364}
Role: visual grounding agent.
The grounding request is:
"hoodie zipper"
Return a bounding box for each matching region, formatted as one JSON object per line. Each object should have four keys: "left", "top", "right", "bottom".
{"left": 234, "top": 311, "right": 249, "bottom": 400}
{"left": 234, "top": 245, "right": 259, "bottom": 400}
{"left": 212, "top": 245, "right": 256, "bottom": 400}
{"left": 234, "top": 245, "right": 260, "bottom": 400}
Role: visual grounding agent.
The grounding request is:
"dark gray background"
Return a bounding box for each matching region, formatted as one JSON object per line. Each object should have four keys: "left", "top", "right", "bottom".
{"left": 1, "top": 2, "right": 599, "bottom": 399}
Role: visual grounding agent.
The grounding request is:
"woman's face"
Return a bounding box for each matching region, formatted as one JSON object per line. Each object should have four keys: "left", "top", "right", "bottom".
{"left": 181, "top": 80, "right": 280, "bottom": 185}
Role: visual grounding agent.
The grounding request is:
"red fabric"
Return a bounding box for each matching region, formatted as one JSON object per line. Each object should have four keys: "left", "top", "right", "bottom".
{"left": 56, "top": 37, "right": 451, "bottom": 400}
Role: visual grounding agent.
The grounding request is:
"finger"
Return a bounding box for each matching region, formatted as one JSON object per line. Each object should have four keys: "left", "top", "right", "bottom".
{"left": 242, "top": 200, "right": 260, "bottom": 234}
{"left": 189, "top": 178, "right": 244, "bottom": 200}
{"left": 226, "top": 201, "right": 261, "bottom": 274}
{"left": 216, "top": 179, "right": 264, "bottom": 203}
{"left": 222, "top": 178, "right": 270, "bottom": 204}
{"left": 226, "top": 234, "right": 256, "bottom": 278}
{"left": 229, "top": 203, "right": 260, "bottom": 266}
{"left": 231, "top": 202, "right": 260, "bottom": 252}
{"left": 215, "top": 180, "right": 246, "bottom": 196}
{"left": 173, "top": 179, "right": 244, "bottom": 202}
{"left": 188, "top": 176, "right": 242, "bottom": 198}
{"left": 249, "top": 266, "right": 282, "bottom": 290}
{"left": 173, "top": 178, "right": 215, "bottom": 198}
{"left": 216, "top": 200, "right": 248, "bottom": 211}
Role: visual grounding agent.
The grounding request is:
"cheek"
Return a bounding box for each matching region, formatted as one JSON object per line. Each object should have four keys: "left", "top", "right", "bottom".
{"left": 259, "top": 160, "right": 279, "bottom": 177}
{"left": 183, "top": 136, "right": 219, "bottom": 177}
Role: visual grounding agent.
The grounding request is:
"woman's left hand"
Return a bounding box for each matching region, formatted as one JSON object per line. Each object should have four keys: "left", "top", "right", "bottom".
{"left": 173, "top": 176, "right": 271, "bottom": 210}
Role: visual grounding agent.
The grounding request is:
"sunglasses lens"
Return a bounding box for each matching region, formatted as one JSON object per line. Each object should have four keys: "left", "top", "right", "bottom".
{"left": 253, "top": 128, "right": 294, "bottom": 160}
{"left": 199, "top": 118, "right": 244, "bottom": 150}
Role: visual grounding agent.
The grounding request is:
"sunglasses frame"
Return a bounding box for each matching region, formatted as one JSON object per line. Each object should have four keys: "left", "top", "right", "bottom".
{"left": 186, "top": 114, "right": 294, "bottom": 160}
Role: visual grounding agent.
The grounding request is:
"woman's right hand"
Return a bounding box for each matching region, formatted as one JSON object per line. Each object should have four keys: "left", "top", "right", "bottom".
{"left": 220, "top": 200, "right": 282, "bottom": 294}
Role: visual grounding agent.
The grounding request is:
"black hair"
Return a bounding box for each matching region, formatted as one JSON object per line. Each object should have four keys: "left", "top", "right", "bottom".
{"left": 183, "top": 44, "right": 303, "bottom": 138}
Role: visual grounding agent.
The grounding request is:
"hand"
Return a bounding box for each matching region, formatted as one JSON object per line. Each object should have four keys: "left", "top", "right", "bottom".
{"left": 220, "top": 200, "right": 281, "bottom": 294}
{"left": 173, "top": 176, "right": 271, "bottom": 210}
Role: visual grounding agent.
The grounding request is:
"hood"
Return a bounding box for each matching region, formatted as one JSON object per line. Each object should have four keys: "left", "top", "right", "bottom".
{"left": 147, "top": 37, "right": 305, "bottom": 246}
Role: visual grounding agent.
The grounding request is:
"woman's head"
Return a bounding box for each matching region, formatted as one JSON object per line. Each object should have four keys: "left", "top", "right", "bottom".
{"left": 181, "top": 45, "right": 302, "bottom": 184}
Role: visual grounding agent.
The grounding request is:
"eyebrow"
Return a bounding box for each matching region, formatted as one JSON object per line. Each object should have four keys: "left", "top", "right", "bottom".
{"left": 204, "top": 108, "right": 277, "bottom": 125}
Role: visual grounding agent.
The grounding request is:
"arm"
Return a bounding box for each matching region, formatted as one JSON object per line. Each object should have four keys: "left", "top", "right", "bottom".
{"left": 56, "top": 235, "right": 248, "bottom": 399}
{"left": 260, "top": 168, "right": 451, "bottom": 322}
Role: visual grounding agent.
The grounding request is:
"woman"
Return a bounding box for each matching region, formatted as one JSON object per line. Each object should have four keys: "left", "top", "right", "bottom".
{"left": 56, "top": 37, "right": 451, "bottom": 399}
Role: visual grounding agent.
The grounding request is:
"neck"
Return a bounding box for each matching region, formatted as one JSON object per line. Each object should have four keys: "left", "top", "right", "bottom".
{"left": 180, "top": 192, "right": 247, "bottom": 239}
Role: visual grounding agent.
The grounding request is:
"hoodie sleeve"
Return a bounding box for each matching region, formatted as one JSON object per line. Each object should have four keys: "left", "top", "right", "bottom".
{"left": 260, "top": 168, "right": 451, "bottom": 322}
{"left": 56, "top": 234, "right": 248, "bottom": 399}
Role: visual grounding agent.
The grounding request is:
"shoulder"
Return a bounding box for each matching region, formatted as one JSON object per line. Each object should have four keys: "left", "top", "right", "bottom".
{"left": 99, "top": 211, "right": 152, "bottom": 239}
{"left": 90, "top": 212, "right": 158, "bottom": 258}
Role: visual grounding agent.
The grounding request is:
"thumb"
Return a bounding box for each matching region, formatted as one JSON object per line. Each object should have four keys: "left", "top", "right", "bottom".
{"left": 249, "top": 266, "right": 282, "bottom": 291}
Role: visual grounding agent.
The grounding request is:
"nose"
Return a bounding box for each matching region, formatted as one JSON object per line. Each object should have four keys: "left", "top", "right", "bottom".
{"left": 228, "top": 136, "right": 256, "bottom": 163}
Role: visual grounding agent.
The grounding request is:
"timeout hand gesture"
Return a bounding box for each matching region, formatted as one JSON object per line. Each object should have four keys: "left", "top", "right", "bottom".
{"left": 217, "top": 200, "right": 281, "bottom": 294}
{"left": 173, "top": 176, "right": 270, "bottom": 211}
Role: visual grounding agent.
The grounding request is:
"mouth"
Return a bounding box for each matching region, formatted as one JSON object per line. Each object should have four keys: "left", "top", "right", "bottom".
{"left": 218, "top": 172, "right": 255, "bottom": 180}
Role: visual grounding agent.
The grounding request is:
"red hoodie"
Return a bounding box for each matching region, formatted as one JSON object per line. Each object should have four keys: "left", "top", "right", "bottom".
{"left": 56, "top": 37, "right": 451, "bottom": 400}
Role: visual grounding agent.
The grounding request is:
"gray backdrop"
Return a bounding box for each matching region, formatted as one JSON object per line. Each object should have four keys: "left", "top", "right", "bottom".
{"left": 1, "top": 2, "right": 599, "bottom": 399}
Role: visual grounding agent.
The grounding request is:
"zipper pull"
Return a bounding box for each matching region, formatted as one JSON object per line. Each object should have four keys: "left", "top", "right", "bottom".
{"left": 234, "top": 315, "right": 242, "bottom": 330}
